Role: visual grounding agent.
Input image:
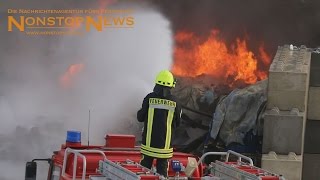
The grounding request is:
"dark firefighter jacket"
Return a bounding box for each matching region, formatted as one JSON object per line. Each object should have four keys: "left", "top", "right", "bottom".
{"left": 137, "top": 85, "right": 181, "bottom": 159}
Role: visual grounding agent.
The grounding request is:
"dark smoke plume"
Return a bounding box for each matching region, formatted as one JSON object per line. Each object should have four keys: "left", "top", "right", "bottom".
{"left": 150, "top": 0, "right": 320, "bottom": 54}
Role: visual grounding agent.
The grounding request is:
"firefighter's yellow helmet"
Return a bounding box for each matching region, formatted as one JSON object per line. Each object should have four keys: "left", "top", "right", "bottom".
{"left": 155, "top": 70, "right": 176, "bottom": 88}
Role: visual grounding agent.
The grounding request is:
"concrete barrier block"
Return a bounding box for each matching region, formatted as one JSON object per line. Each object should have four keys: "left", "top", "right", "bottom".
{"left": 307, "top": 87, "right": 320, "bottom": 120}
{"left": 268, "top": 70, "right": 308, "bottom": 91}
{"left": 304, "top": 120, "right": 320, "bottom": 153}
{"left": 302, "top": 153, "right": 320, "bottom": 180}
{"left": 262, "top": 108, "right": 305, "bottom": 155}
{"left": 269, "top": 45, "right": 311, "bottom": 74}
{"left": 272, "top": 44, "right": 310, "bottom": 61}
{"left": 267, "top": 90, "right": 307, "bottom": 111}
{"left": 262, "top": 151, "right": 302, "bottom": 180}
{"left": 267, "top": 45, "right": 311, "bottom": 111}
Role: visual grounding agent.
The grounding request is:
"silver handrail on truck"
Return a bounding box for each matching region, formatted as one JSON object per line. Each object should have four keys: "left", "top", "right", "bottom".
{"left": 197, "top": 150, "right": 254, "bottom": 166}
{"left": 61, "top": 148, "right": 107, "bottom": 180}
{"left": 225, "top": 150, "right": 254, "bottom": 166}
{"left": 197, "top": 150, "right": 286, "bottom": 180}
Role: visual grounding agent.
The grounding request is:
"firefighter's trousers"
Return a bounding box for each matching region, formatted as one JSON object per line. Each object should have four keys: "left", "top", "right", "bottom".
{"left": 140, "top": 155, "right": 169, "bottom": 177}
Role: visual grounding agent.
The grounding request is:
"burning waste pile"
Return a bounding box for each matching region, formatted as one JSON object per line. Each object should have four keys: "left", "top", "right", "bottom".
{"left": 171, "top": 77, "right": 269, "bottom": 159}
{"left": 148, "top": 0, "right": 320, "bottom": 167}
{"left": 170, "top": 30, "right": 271, "bottom": 158}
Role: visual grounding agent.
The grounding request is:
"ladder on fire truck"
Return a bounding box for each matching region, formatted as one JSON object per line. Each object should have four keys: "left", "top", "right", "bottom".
{"left": 62, "top": 148, "right": 286, "bottom": 180}
{"left": 198, "top": 151, "right": 286, "bottom": 180}
{"left": 61, "top": 148, "right": 162, "bottom": 180}
{"left": 94, "top": 159, "right": 163, "bottom": 180}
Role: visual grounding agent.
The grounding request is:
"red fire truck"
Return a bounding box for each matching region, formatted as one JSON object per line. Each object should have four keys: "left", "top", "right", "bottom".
{"left": 24, "top": 131, "right": 286, "bottom": 180}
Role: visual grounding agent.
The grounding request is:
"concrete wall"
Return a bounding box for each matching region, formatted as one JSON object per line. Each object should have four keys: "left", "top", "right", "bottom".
{"left": 267, "top": 45, "right": 311, "bottom": 111}
{"left": 262, "top": 152, "right": 302, "bottom": 180}
{"left": 262, "top": 108, "right": 305, "bottom": 155}
{"left": 302, "top": 52, "right": 320, "bottom": 180}
{"left": 262, "top": 45, "right": 313, "bottom": 180}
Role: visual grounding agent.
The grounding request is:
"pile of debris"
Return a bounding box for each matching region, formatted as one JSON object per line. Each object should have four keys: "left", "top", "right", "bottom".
{"left": 171, "top": 75, "right": 227, "bottom": 153}
{"left": 172, "top": 76, "right": 268, "bottom": 157}
{"left": 210, "top": 79, "right": 267, "bottom": 152}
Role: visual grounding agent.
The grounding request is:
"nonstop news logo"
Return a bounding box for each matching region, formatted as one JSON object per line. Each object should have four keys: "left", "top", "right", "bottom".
{"left": 7, "top": 9, "right": 135, "bottom": 35}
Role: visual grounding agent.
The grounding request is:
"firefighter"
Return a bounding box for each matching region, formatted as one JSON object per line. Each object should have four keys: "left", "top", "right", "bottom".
{"left": 137, "top": 70, "right": 182, "bottom": 177}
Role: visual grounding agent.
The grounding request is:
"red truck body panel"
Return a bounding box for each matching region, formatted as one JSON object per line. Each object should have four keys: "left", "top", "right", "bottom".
{"left": 51, "top": 134, "right": 203, "bottom": 180}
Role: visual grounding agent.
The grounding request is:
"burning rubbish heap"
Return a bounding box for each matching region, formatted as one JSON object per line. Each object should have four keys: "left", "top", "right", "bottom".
{"left": 169, "top": 29, "right": 272, "bottom": 161}
{"left": 150, "top": 2, "right": 320, "bottom": 156}
{"left": 172, "top": 44, "right": 320, "bottom": 180}
{"left": 172, "top": 30, "right": 270, "bottom": 87}
{"left": 172, "top": 78, "right": 268, "bottom": 157}
{"left": 151, "top": 0, "right": 320, "bottom": 157}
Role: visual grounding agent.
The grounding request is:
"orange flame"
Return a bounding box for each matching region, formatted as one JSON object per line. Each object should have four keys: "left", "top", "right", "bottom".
{"left": 60, "top": 63, "right": 85, "bottom": 88}
{"left": 259, "top": 43, "right": 272, "bottom": 66}
{"left": 172, "top": 30, "right": 271, "bottom": 87}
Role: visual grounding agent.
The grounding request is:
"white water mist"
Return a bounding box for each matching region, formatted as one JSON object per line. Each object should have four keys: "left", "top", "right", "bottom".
{"left": 0, "top": 5, "right": 172, "bottom": 180}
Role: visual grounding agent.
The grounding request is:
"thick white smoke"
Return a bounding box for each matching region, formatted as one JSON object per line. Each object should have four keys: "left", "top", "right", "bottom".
{"left": 0, "top": 4, "right": 172, "bottom": 180}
